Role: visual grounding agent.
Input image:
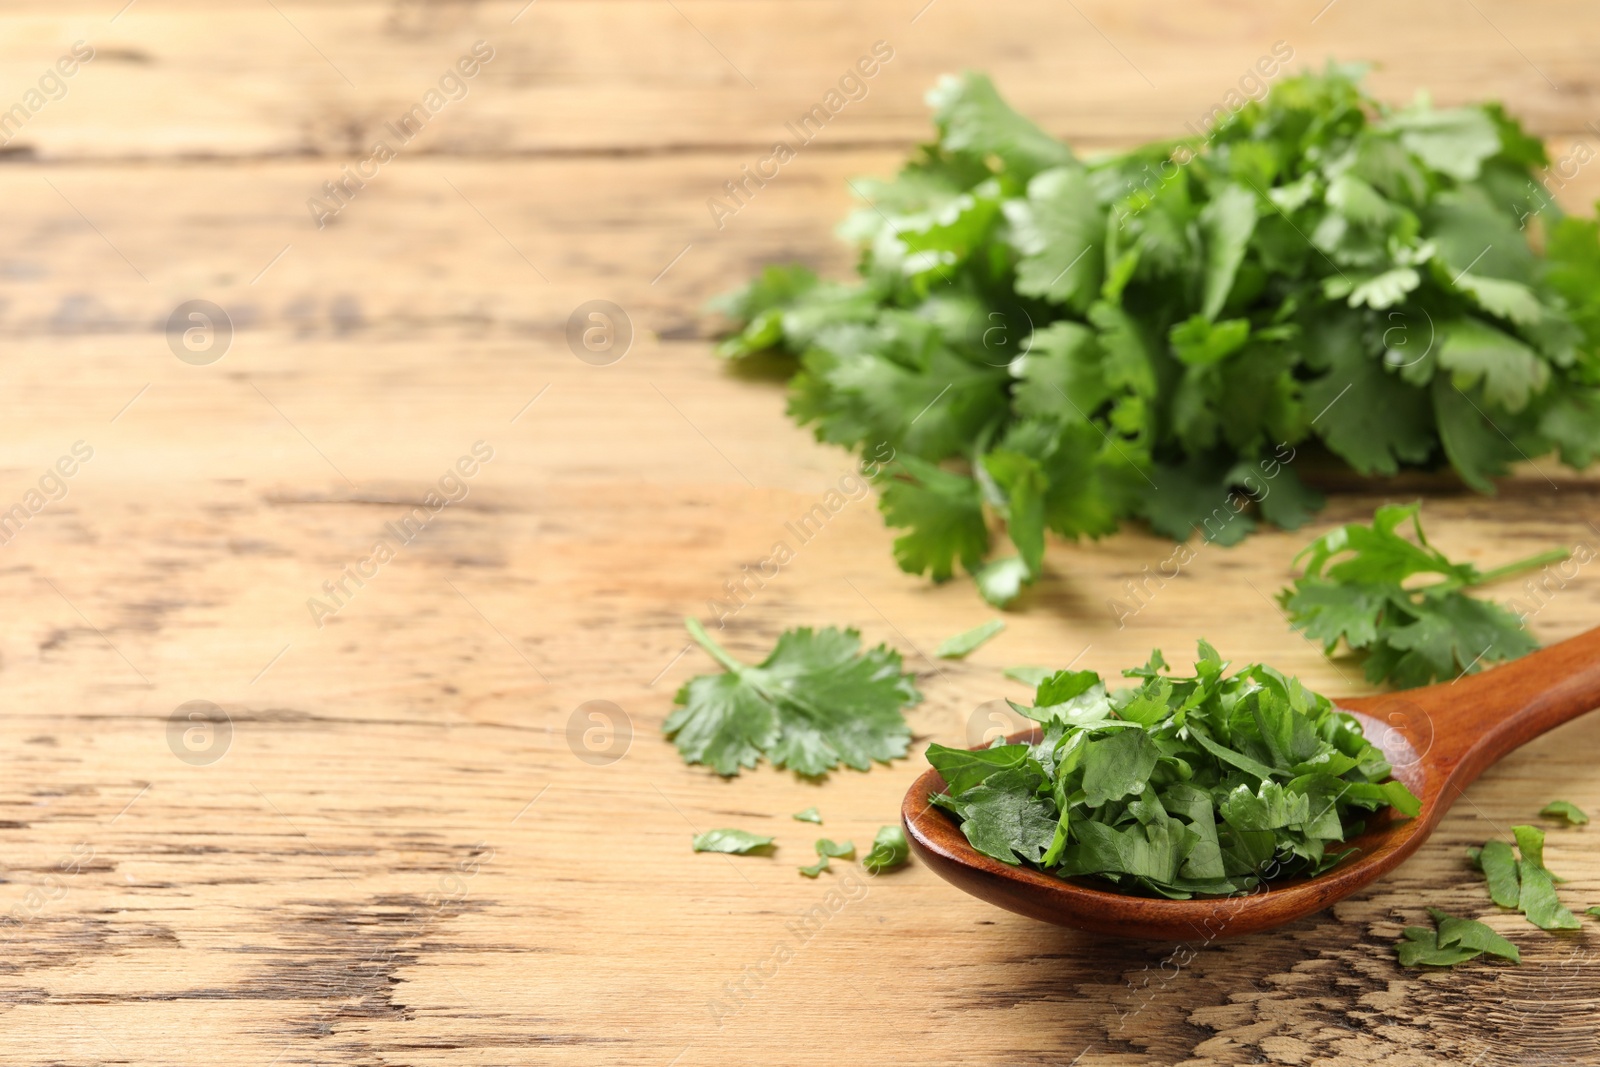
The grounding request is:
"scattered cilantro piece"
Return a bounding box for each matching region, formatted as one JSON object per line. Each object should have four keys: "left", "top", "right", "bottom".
{"left": 1541, "top": 800, "right": 1589, "bottom": 826}
{"left": 927, "top": 643, "right": 1419, "bottom": 897}
{"left": 710, "top": 67, "right": 1600, "bottom": 605}
{"left": 792, "top": 807, "right": 823, "bottom": 824}
{"left": 1279, "top": 503, "right": 1564, "bottom": 688}
{"left": 798, "top": 858, "right": 831, "bottom": 878}
{"left": 665, "top": 618, "right": 922, "bottom": 777}
{"left": 1004, "top": 666, "right": 1053, "bottom": 686}
{"left": 816, "top": 838, "right": 856, "bottom": 860}
{"left": 1469, "top": 840, "right": 1521, "bottom": 908}
{"left": 1511, "top": 824, "right": 1581, "bottom": 930}
{"left": 1396, "top": 907, "right": 1520, "bottom": 967}
{"left": 937, "top": 619, "right": 1006, "bottom": 659}
{"left": 1473, "top": 824, "right": 1581, "bottom": 930}
{"left": 1587, "top": 907, "right": 1600, "bottom": 919}
{"left": 692, "top": 829, "right": 775, "bottom": 855}
{"left": 863, "top": 825, "right": 910, "bottom": 873}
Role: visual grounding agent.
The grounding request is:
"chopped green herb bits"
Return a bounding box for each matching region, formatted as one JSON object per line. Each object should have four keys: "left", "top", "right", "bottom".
{"left": 863, "top": 825, "right": 910, "bottom": 873}
{"left": 928, "top": 643, "right": 1419, "bottom": 897}
{"left": 692, "top": 829, "right": 775, "bottom": 855}
{"left": 1541, "top": 800, "right": 1589, "bottom": 826}
{"left": 937, "top": 619, "right": 1006, "bottom": 659}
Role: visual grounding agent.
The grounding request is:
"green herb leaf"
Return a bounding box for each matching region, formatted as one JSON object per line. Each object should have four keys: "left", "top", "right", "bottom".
{"left": 665, "top": 619, "right": 922, "bottom": 777}
{"left": 692, "top": 829, "right": 775, "bottom": 855}
{"left": 925, "top": 741, "right": 1030, "bottom": 795}
{"left": 1541, "top": 800, "right": 1590, "bottom": 826}
{"left": 1473, "top": 839, "right": 1521, "bottom": 908}
{"left": 1004, "top": 665, "right": 1053, "bottom": 686}
{"left": 792, "top": 807, "right": 823, "bottom": 824}
{"left": 816, "top": 838, "right": 856, "bottom": 860}
{"left": 1281, "top": 503, "right": 1557, "bottom": 688}
{"left": 798, "top": 858, "right": 831, "bottom": 878}
{"left": 937, "top": 619, "right": 1006, "bottom": 659}
{"left": 862, "top": 825, "right": 910, "bottom": 873}
{"left": 1396, "top": 907, "right": 1520, "bottom": 967}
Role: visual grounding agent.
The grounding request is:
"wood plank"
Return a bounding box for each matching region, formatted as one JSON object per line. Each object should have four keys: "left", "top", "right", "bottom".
{"left": 3, "top": 146, "right": 1599, "bottom": 341}
{"left": 3, "top": 0, "right": 1600, "bottom": 162}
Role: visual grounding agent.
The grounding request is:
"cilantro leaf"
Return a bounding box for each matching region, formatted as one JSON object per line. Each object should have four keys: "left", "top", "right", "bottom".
{"left": 1474, "top": 824, "right": 1581, "bottom": 930}
{"left": 1395, "top": 907, "right": 1520, "bottom": 967}
{"left": 665, "top": 619, "right": 921, "bottom": 777}
{"left": 877, "top": 457, "right": 989, "bottom": 582}
{"left": 1471, "top": 839, "right": 1522, "bottom": 908}
{"left": 1008, "top": 166, "right": 1104, "bottom": 311}
{"left": 1004, "top": 665, "right": 1053, "bottom": 687}
{"left": 1428, "top": 906, "right": 1521, "bottom": 962}
{"left": 926, "top": 71, "right": 1075, "bottom": 181}
{"left": 936, "top": 619, "right": 1005, "bottom": 659}
{"left": 862, "top": 825, "right": 910, "bottom": 873}
{"left": 936, "top": 765, "right": 1058, "bottom": 865}
{"left": 816, "top": 838, "right": 856, "bottom": 860}
{"left": 1541, "top": 800, "right": 1589, "bottom": 826}
{"left": 692, "top": 829, "right": 775, "bottom": 855}
{"left": 792, "top": 807, "right": 823, "bottom": 824}
{"left": 798, "top": 858, "right": 830, "bottom": 877}
{"left": 1281, "top": 503, "right": 1560, "bottom": 688}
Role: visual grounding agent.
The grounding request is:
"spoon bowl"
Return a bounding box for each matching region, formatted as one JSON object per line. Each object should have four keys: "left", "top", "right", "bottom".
{"left": 902, "top": 625, "right": 1600, "bottom": 940}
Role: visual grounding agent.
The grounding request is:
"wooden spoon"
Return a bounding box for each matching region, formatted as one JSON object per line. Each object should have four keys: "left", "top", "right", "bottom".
{"left": 902, "top": 625, "right": 1600, "bottom": 940}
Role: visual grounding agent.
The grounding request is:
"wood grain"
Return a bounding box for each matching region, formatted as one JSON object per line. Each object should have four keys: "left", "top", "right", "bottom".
{"left": 1, "top": 1, "right": 1599, "bottom": 1064}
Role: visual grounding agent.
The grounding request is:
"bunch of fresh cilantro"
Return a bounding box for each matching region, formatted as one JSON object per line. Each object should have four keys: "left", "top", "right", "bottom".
{"left": 924, "top": 643, "right": 1419, "bottom": 898}
{"left": 710, "top": 66, "right": 1600, "bottom": 606}
{"left": 1279, "top": 502, "right": 1567, "bottom": 687}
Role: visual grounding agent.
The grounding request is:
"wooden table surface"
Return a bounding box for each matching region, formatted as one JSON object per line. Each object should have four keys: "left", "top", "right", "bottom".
{"left": 3, "top": 2, "right": 1600, "bottom": 1064}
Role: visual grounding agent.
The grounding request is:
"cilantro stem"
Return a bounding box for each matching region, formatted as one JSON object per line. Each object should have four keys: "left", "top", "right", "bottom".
{"left": 684, "top": 617, "right": 749, "bottom": 676}
{"left": 1471, "top": 547, "right": 1572, "bottom": 588}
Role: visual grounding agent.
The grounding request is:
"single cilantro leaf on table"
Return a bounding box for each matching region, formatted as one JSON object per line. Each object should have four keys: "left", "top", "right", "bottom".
{"left": 1541, "top": 800, "right": 1589, "bottom": 826}
{"left": 816, "top": 838, "right": 856, "bottom": 860}
{"left": 862, "top": 825, "right": 910, "bottom": 873}
{"left": 937, "top": 619, "right": 1005, "bottom": 659}
{"left": 1279, "top": 502, "right": 1565, "bottom": 688}
{"left": 798, "top": 858, "right": 830, "bottom": 878}
{"left": 1004, "top": 665, "right": 1053, "bottom": 687}
{"left": 692, "top": 829, "right": 775, "bottom": 855}
{"left": 1469, "top": 839, "right": 1522, "bottom": 908}
{"left": 792, "top": 807, "right": 823, "bottom": 824}
{"left": 664, "top": 619, "right": 922, "bottom": 777}
{"left": 925, "top": 643, "right": 1420, "bottom": 898}
{"left": 1396, "top": 907, "right": 1520, "bottom": 967}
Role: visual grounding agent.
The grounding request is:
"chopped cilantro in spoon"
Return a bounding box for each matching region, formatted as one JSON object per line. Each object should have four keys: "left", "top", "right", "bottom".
{"left": 925, "top": 642, "right": 1419, "bottom": 898}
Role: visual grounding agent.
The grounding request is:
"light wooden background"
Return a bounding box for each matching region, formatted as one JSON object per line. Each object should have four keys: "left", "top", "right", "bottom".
{"left": 2, "top": 2, "right": 1599, "bottom": 1064}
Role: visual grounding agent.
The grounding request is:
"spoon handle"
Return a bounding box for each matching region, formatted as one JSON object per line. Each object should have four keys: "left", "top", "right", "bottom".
{"left": 1407, "top": 624, "right": 1600, "bottom": 787}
